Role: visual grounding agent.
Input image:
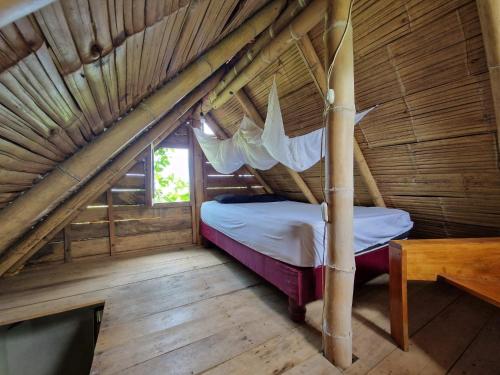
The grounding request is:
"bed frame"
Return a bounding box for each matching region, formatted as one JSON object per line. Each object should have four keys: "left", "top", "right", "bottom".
{"left": 201, "top": 221, "right": 391, "bottom": 322}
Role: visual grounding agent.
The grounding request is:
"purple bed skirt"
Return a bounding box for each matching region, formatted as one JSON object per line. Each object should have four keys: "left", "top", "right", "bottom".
{"left": 201, "top": 221, "right": 389, "bottom": 306}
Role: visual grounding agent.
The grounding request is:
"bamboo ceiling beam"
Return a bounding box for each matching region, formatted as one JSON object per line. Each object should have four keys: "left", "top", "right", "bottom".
{"left": 234, "top": 89, "right": 318, "bottom": 204}
{"left": 295, "top": 35, "right": 386, "bottom": 207}
{"left": 207, "top": 0, "right": 310, "bottom": 104}
{"left": 202, "top": 112, "right": 275, "bottom": 194}
{"left": 208, "top": 0, "right": 326, "bottom": 111}
{"left": 0, "top": 0, "right": 55, "bottom": 28}
{"left": 324, "top": 0, "right": 356, "bottom": 368}
{"left": 477, "top": 0, "right": 500, "bottom": 150}
{"left": 0, "top": 73, "right": 221, "bottom": 277}
{"left": 0, "top": 0, "right": 286, "bottom": 256}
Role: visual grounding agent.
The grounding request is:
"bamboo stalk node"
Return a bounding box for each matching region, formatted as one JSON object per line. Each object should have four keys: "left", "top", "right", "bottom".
{"left": 330, "top": 105, "right": 355, "bottom": 113}
{"left": 322, "top": 327, "right": 352, "bottom": 340}
{"left": 289, "top": 24, "right": 301, "bottom": 41}
{"left": 325, "top": 264, "right": 356, "bottom": 273}
{"left": 56, "top": 165, "right": 81, "bottom": 182}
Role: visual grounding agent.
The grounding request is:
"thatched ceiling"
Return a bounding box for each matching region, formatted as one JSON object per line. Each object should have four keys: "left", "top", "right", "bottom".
{"left": 0, "top": 0, "right": 268, "bottom": 208}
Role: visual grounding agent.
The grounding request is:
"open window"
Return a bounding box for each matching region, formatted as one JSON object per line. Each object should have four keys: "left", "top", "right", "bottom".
{"left": 152, "top": 125, "right": 191, "bottom": 205}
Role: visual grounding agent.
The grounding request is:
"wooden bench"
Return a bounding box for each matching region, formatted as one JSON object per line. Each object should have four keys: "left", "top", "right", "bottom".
{"left": 389, "top": 237, "right": 500, "bottom": 351}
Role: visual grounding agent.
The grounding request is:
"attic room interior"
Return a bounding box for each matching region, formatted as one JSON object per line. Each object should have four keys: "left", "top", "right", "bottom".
{"left": 0, "top": 0, "right": 499, "bottom": 374}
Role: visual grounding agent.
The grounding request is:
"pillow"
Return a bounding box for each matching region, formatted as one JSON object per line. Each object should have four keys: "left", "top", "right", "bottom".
{"left": 213, "top": 193, "right": 288, "bottom": 204}
{"left": 249, "top": 194, "right": 288, "bottom": 203}
{"left": 213, "top": 194, "right": 253, "bottom": 204}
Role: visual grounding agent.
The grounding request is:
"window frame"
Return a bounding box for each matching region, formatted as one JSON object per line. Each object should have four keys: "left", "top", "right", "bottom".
{"left": 149, "top": 143, "right": 193, "bottom": 208}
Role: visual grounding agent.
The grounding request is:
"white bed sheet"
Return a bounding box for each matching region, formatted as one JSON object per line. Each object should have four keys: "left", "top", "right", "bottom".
{"left": 201, "top": 200, "right": 413, "bottom": 267}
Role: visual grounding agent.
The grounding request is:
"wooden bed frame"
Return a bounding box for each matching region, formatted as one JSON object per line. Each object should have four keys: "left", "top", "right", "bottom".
{"left": 201, "top": 221, "right": 392, "bottom": 322}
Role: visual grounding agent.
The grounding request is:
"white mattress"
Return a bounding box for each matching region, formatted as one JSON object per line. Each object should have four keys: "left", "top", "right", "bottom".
{"left": 201, "top": 200, "right": 413, "bottom": 267}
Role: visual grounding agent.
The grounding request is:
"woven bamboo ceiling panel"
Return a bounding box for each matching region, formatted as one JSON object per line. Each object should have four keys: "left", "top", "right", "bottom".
{"left": 0, "top": 0, "right": 269, "bottom": 208}
{"left": 212, "top": 0, "right": 500, "bottom": 238}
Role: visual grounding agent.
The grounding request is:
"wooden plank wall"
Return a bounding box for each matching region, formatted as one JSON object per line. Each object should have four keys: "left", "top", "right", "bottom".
{"left": 212, "top": 0, "right": 500, "bottom": 238}
{"left": 204, "top": 162, "right": 266, "bottom": 201}
{"left": 28, "top": 140, "right": 194, "bottom": 267}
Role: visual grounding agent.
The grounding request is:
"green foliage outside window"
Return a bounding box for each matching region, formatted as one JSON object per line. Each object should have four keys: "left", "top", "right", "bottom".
{"left": 154, "top": 147, "right": 190, "bottom": 203}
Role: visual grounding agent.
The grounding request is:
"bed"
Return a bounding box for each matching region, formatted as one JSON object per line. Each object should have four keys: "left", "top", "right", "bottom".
{"left": 200, "top": 200, "right": 413, "bottom": 321}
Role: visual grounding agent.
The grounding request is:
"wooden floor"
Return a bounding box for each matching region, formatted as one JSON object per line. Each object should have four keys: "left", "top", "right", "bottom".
{"left": 0, "top": 247, "right": 498, "bottom": 374}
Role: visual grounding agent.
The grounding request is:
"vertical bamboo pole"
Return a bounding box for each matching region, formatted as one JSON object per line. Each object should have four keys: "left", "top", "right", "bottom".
{"left": 323, "top": 0, "right": 355, "bottom": 369}
{"left": 477, "top": 0, "right": 500, "bottom": 150}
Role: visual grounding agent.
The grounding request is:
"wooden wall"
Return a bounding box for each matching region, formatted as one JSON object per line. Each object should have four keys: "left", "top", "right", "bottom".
{"left": 204, "top": 162, "right": 266, "bottom": 200}
{"left": 28, "top": 135, "right": 194, "bottom": 267}
{"left": 212, "top": 0, "right": 500, "bottom": 238}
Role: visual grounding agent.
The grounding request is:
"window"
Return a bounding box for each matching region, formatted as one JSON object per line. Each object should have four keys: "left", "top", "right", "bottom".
{"left": 153, "top": 147, "right": 190, "bottom": 203}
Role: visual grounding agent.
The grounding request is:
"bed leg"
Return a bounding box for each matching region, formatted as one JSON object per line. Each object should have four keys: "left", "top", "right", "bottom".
{"left": 288, "top": 297, "right": 306, "bottom": 323}
{"left": 200, "top": 236, "right": 212, "bottom": 248}
{"left": 389, "top": 244, "right": 409, "bottom": 351}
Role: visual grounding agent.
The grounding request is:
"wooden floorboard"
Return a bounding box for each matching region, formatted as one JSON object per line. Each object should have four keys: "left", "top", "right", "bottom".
{"left": 0, "top": 246, "right": 497, "bottom": 375}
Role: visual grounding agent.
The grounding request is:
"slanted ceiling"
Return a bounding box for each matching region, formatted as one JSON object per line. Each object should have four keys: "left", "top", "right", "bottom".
{"left": 211, "top": 0, "right": 500, "bottom": 238}
{"left": 0, "top": 0, "right": 268, "bottom": 208}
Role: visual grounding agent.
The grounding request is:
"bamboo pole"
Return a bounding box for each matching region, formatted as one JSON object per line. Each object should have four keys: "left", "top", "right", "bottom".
{"left": 0, "top": 0, "right": 285, "bottom": 256}
{"left": 206, "top": 0, "right": 310, "bottom": 106}
{"left": 323, "top": 0, "right": 356, "bottom": 369}
{"left": 209, "top": 0, "right": 326, "bottom": 111}
{"left": 477, "top": 0, "right": 500, "bottom": 150}
{"left": 234, "top": 89, "right": 318, "bottom": 204}
{"left": 0, "top": 73, "right": 221, "bottom": 276}
{"left": 203, "top": 113, "right": 274, "bottom": 194}
{"left": 0, "top": 0, "right": 55, "bottom": 28}
{"left": 295, "top": 35, "right": 386, "bottom": 207}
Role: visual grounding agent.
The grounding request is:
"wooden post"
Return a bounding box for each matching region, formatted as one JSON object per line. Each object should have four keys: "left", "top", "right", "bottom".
{"left": 145, "top": 144, "right": 154, "bottom": 207}
{"left": 63, "top": 226, "right": 72, "bottom": 263}
{"left": 234, "top": 89, "right": 319, "bottom": 204}
{"left": 188, "top": 123, "right": 198, "bottom": 244}
{"left": 0, "top": 0, "right": 285, "bottom": 256}
{"left": 106, "top": 189, "right": 116, "bottom": 255}
{"left": 323, "top": 0, "right": 356, "bottom": 369}
{"left": 477, "top": 0, "right": 500, "bottom": 150}
{"left": 191, "top": 107, "right": 205, "bottom": 245}
{"left": 296, "top": 35, "right": 386, "bottom": 207}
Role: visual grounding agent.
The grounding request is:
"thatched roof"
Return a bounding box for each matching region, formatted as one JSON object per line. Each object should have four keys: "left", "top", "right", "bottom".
{"left": 0, "top": 0, "right": 499, "bottom": 273}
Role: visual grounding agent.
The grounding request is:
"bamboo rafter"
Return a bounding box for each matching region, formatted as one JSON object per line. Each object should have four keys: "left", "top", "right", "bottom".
{"left": 295, "top": 34, "right": 386, "bottom": 207}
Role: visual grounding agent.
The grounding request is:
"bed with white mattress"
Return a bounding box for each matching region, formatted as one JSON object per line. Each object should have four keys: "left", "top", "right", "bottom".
{"left": 200, "top": 200, "right": 413, "bottom": 322}
{"left": 201, "top": 200, "right": 413, "bottom": 267}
